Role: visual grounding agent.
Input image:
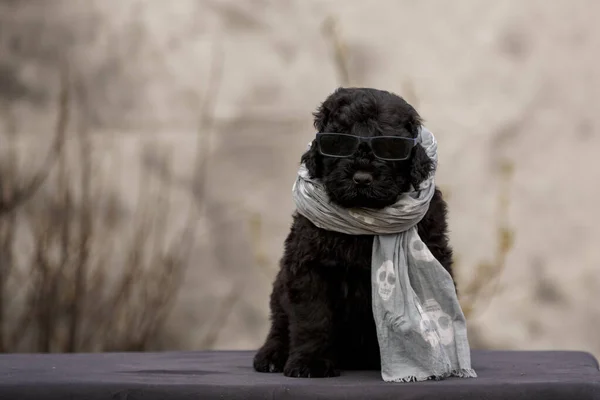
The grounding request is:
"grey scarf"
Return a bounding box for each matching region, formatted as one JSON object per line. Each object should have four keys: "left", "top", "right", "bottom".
{"left": 292, "top": 126, "right": 477, "bottom": 382}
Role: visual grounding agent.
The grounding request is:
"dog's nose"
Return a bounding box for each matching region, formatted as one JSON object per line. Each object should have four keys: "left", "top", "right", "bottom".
{"left": 352, "top": 171, "right": 373, "bottom": 186}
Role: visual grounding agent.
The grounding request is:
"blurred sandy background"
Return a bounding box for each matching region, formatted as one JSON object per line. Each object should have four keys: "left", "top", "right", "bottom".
{"left": 0, "top": 0, "right": 598, "bottom": 356}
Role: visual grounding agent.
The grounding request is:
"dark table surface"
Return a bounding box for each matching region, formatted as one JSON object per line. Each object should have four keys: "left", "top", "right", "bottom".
{"left": 0, "top": 350, "right": 599, "bottom": 400}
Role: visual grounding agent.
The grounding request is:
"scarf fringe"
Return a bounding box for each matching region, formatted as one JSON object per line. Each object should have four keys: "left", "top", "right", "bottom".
{"left": 385, "top": 368, "right": 478, "bottom": 383}
{"left": 386, "top": 375, "right": 430, "bottom": 383}
{"left": 451, "top": 368, "right": 478, "bottom": 378}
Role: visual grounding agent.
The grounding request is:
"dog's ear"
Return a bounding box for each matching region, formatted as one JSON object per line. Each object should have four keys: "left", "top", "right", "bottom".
{"left": 313, "top": 103, "right": 329, "bottom": 132}
{"left": 305, "top": 92, "right": 337, "bottom": 179}
{"left": 300, "top": 139, "right": 323, "bottom": 179}
{"left": 404, "top": 111, "right": 431, "bottom": 188}
{"left": 410, "top": 142, "right": 434, "bottom": 189}
{"left": 404, "top": 106, "right": 423, "bottom": 138}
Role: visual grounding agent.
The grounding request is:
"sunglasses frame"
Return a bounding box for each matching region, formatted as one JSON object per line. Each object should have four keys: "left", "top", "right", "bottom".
{"left": 315, "top": 132, "right": 421, "bottom": 161}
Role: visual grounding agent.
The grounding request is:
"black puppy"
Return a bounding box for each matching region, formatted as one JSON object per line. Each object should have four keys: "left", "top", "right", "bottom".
{"left": 253, "top": 87, "right": 454, "bottom": 378}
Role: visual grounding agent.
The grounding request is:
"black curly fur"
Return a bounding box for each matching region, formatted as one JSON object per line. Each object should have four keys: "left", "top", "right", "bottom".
{"left": 253, "top": 87, "right": 454, "bottom": 378}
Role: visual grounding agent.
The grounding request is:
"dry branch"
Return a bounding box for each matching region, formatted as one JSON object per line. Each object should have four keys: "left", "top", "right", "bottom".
{"left": 0, "top": 70, "right": 192, "bottom": 353}
{"left": 0, "top": 67, "right": 70, "bottom": 214}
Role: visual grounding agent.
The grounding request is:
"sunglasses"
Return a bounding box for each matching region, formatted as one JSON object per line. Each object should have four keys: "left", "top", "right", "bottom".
{"left": 315, "top": 133, "right": 420, "bottom": 161}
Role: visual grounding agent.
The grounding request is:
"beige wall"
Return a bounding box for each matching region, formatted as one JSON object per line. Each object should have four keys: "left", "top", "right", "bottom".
{"left": 1, "top": 0, "right": 599, "bottom": 355}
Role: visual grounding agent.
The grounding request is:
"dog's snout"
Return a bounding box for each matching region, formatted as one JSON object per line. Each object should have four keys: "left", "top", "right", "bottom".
{"left": 352, "top": 171, "right": 373, "bottom": 186}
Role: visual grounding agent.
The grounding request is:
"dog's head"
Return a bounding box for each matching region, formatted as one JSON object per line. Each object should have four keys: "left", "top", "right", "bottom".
{"left": 301, "top": 87, "right": 433, "bottom": 209}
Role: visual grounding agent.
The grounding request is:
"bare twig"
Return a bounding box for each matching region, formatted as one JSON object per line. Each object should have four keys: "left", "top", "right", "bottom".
{"left": 191, "top": 38, "right": 225, "bottom": 211}
{"left": 1, "top": 45, "right": 205, "bottom": 353}
{"left": 66, "top": 79, "right": 94, "bottom": 352}
{"left": 0, "top": 113, "right": 18, "bottom": 351}
{"left": 461, "top": 160, "right": 515, "bottom": 318}
{"left": 0, "top": 67, "right": 70, "bottom": 214}
{"left": 32, "top": 220, "right": 54, "bottom": 352}
{"left": 198, "top": 283, "right": 243, "bottom": 349}
{"left": 322, "top": 16, "right": 351, "bottom": 87}
{"left": 401, "top": 80, "right": 420, "bottom": 110}
{"left": 248, "top": 212, "right": 275, "bottom": 277}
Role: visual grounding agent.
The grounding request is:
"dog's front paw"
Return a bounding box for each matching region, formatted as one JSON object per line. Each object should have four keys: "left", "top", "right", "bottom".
{"left": 283, "top": 357, "right": 339, "bottom": 378}
{"left": 253, "top": 345, "right": 288, "bottom": 373}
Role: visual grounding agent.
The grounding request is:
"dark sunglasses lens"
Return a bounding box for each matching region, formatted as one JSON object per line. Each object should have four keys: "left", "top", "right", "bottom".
{"left": 318, "top": 134, "right": 359, "bottom": 156}
{"left": 371, "top": 137, "right": 413, "bottom": 160}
